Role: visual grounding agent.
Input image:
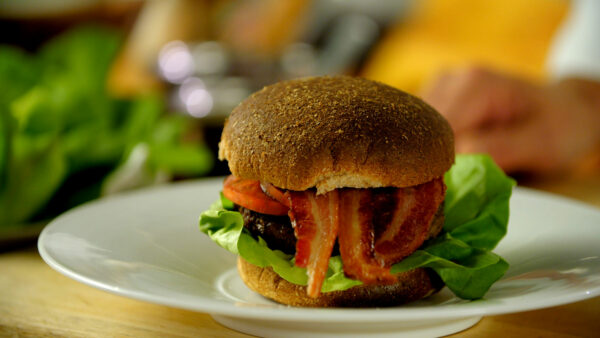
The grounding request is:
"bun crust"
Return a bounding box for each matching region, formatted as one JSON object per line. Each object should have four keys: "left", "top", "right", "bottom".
{"left": 238, "top": 257, "right": 444, "bottom": 307}
{"left": 219, "top": 76, "right": 454, "bottom": 193}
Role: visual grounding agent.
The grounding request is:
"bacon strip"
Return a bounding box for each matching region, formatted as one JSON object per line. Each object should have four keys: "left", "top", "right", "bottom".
{"left": 374, "top": 178, "right": 445, "bottom": 266}
{"left": 337, "top": 189, "right": 397, "bottom": 285}
{"left": 337, "top": 178, "right": 445, "bottom": 285}
{"left": 286, "top": 178, "right": 445, "bottom": 295}
{"left": 261, "top": 182, "right": 291, "bottom": 208}
{"left": 288, "top": 190, "right": 339, "bottom": 297}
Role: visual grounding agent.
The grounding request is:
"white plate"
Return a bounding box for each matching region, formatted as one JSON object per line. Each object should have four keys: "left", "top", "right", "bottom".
{"left": 38, "top": 178, "right": 600, "bottom": 338}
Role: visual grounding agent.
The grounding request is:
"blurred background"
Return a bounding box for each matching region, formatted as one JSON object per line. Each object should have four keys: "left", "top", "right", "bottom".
{"left": 1, "top": 0, "right": 598, "bottom": 246}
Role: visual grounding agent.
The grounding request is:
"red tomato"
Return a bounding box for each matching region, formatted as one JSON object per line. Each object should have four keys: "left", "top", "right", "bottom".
{"left": 222, "top": 176, "right": 289, "bottom": 216}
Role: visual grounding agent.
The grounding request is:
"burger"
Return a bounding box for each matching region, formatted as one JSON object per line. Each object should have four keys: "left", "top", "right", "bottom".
{"left": 200, "top": 76, "right": 512, "bottom": 307}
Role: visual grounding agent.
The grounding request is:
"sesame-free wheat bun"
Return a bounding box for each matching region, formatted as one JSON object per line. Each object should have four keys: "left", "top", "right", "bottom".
{"left": 238, "top": 257, "right": 444, "bottom": 307}
{"left": 219, "top": 76, "right": 454, "bottom": 193}
{"left": 218, "top": 76, "right": 454, "bottom": 307}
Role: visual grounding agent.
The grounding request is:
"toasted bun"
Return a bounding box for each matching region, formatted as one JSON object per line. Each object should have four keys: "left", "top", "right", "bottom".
{"left": 219, "top": 76, "right": 454, "bottom": 193}
{"left": 238, "top": 257, "right": 443, "bottom": 307}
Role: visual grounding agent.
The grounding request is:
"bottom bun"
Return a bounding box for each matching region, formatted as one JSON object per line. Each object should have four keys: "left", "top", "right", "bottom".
{"left": 237, "top": 257, "right": 444, "bottom": 307}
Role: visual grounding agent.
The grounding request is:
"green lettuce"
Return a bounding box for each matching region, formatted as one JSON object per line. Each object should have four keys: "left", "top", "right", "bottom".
{"left": 0, "top": 26, "right": 213, "bottom": 227}
{"left": 199, "top": 154, "right": 515, "bottom": 299}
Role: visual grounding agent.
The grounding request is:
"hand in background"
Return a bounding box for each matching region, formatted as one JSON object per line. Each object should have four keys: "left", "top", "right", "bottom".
{"left": 422, "top": 67, "right": 600, "bottom": 174}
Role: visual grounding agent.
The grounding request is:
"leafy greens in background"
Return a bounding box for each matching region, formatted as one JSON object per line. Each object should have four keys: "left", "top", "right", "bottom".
{"left": 199, "top": 154, "right": 515, "bottom": 300}
{"left": 0, "top": 26, "right": 213, "bottom": 227}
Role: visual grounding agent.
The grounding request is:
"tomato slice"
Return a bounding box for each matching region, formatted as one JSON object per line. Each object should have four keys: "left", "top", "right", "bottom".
{"left": 222, "top": 176, "right": 289, "bottom": 216}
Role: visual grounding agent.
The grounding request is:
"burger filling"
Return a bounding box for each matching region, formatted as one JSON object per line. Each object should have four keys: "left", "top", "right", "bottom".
{"left": 236, "top": 206, "right": 297, "bottom": 254}
{"left": 223, "top": 175, "right": 446, "bottom": 298}
{"left": 237, "top": 203, "right": 444, "bottom": 261}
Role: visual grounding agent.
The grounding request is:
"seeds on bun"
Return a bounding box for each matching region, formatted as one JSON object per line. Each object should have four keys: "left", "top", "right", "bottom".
{"left": 219, "top": 76, "right": 454, "bottom": 194}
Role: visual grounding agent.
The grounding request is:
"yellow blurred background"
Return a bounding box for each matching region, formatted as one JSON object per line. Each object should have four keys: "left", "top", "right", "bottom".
{"left": 3, "top": 0, "right": 596, "bottom": 236}
{"left": 363, "top": 0, "right": 567, "bottom": 93}
{"left": 105, "top": 0, "right": 569, "bottom": 95}
{"left": 0, "top": 0, "right": 570, "bottom": 106}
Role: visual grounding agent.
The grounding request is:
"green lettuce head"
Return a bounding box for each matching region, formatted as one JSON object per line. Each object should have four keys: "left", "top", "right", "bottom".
{"left": 200, "top": 154, "right": 515, "bottom": 300}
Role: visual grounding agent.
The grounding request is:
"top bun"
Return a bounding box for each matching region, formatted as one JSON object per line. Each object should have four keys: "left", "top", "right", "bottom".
{"left": 219, "top": 76, "right": 454, "bottom": 193}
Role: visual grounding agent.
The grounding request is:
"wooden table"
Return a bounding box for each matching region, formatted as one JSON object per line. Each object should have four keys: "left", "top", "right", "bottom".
{"left": 1, "top": 174, "right": 599, "bottom": 337}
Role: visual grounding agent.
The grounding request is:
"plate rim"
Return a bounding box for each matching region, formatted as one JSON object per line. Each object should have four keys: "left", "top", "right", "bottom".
{"left": 38, "top": 179, "right": 600, "bottom": 322}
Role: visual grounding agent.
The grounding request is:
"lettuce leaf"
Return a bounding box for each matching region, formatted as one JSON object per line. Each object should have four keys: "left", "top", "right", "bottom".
{"left": 0, "top": 26, "right": 213, "bottom": 227}
{"left": 199, "top": 154, "right": 515, "bottom": 299}
{"left": 200, "top": 195, "right": 362, "bottom": 292}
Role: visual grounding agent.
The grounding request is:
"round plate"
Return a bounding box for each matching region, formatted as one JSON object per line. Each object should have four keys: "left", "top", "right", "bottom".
{"left": 38, "top": 178, "right": 600, "bottom": 337}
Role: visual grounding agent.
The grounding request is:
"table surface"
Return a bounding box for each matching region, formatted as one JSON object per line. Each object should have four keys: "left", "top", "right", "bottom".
{"left": 1, "top": 173, "right": 600, "bottom": 337}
